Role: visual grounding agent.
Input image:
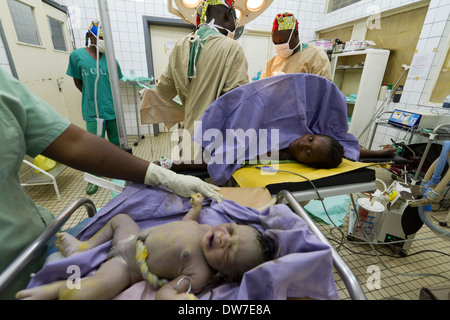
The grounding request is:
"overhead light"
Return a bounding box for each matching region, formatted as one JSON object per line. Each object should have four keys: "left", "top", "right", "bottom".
{"left": 168, "top": 0, "right": 273, "bottom": 26}
{"left": 246, "top": 0, "right": 265, "bottom": 12}
{"left": 235, "top": 7, "right": 242, "bottom": 21}
{"left": 181, "top": 0, "right": 201, "bottom": 9}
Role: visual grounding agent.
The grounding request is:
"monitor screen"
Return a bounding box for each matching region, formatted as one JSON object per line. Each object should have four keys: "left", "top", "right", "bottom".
{"left": 388, "top": 109, "right": 422, "bottom": 128}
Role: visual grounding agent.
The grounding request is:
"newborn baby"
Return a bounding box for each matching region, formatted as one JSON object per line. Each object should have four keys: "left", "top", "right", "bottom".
{"left": 17, "top": 194, "right": 271, "bottom": 300}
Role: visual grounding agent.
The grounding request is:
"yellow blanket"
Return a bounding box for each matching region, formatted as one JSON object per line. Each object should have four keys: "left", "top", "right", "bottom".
{"left": 232, "top": 159, "right": 375, "bottom": 188}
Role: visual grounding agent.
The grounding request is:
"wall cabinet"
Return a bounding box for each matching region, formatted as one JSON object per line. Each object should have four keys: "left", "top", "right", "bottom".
{"left": 331, "top": 49, "right": 390, "bottom": 143}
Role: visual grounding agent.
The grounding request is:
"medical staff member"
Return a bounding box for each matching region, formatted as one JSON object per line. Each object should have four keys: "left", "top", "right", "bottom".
{"left": 156, "top": 0, "right": 249, "bottom": 159}
{"left": 66, "top": 21, "right": 123, "bottom": 195}
{"left": 261, "top": 13, "right": 332, "bottom": 81}
{"left": 0, "top": 68, "right": 221, "bottom": 299}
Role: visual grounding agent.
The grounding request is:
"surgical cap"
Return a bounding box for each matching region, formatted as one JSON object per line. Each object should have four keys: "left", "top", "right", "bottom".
{"left": 196, "top": 0, "right": 236, "bottom": 28}
{"left": 272, "top": 13, "right": 298, "bottom": 32}
{"left": 88, "top": 20, "right": 103, "bottom": 37}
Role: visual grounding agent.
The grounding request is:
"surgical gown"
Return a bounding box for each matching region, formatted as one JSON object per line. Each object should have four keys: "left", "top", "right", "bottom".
{"left": 0, "top": 69, "right": 71, "bottom": 299}
{"left": 66, "top": 48, "right": 124, "bottom": 122}
{"left": 261, "top": 44, "right": 332, "bottom": 81}
{"left": 156, "top": 26, "right": 249, "bottom": 148}
{"left": 193, "top": 73, "right": 360, "bottom": 185}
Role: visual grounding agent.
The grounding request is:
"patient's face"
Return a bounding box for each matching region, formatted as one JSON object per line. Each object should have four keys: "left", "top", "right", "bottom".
{"left": 289, "top": 135, "right": 332, "bottom": 166}
{"left": 201, "top": 223, "right": 262, "bottom": 278}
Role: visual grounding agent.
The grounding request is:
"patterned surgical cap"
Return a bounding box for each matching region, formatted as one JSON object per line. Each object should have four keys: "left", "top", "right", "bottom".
{"left": 196, "top": 0, "right": 236, "bottom": 28}
{"left": 272, "top": 13, "right": 298, "bottom": 32}
{"left": 88, "top": 20, "right": 103, "bottom": 37}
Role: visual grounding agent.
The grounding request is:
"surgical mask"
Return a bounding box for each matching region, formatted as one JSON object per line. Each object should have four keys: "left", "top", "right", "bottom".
{"left": 207, "top": 19, "right": 236, "bottom": 39}
{"left": 214, "top": 24, "right": 235, "bottom": 39}
{"left": 274, "top": 27, "right": 300, "bottom": 59}
{"left": 95, "top": 39, "right": 106, "bottom": 53}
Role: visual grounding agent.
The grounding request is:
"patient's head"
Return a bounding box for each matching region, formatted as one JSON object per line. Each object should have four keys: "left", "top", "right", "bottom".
{"left": 289, "top": 134, "right": 344, "bottom": 169}
{"left": 201, "top": 223, "right": 274, "bottom": 281}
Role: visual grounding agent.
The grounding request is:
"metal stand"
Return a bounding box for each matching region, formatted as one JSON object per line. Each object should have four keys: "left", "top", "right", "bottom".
{"left": 97, "top": 0, "right": 131, "bottom": 153}
{"left": 276, "top": 190, "right": 367, "bottom": 300}
{"left": 367, "top": 113, "right": 450, "bottom": 185}
{"left": 357, "top": 64, "right": 410, "bottom": 142}
{"left": 132, "top": 86, "right": 145, "bottom": 146}
{"left": 0, "top": 198, "right": 96, "bottom": 292}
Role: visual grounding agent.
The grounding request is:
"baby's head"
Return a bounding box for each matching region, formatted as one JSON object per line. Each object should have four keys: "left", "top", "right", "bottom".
{"left": 289, "top": 134, "right": 344, "bottom": 169}
{"left": 201, "top": 223, "right": 274, "bottom": 281}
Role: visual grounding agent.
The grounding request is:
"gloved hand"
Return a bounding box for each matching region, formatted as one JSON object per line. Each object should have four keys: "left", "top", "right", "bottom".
{"left": 144, "top": 163, "right": 222, "bottom": 202}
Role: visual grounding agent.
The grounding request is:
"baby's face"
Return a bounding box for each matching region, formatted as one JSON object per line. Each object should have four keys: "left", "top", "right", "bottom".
{"left": 201, "top": 223, "right": 262, "bottom": 278}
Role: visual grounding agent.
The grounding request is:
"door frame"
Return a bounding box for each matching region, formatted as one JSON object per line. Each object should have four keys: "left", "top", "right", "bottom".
{"left": 0, "top": 19, "right": 18, "bottom": 78}
{"left": 142, "top": 16, "right": 194, "bottom": 83}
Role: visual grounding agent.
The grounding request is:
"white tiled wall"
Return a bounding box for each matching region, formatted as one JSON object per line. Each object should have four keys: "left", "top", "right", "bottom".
{"left": 244, "top": 0, "right": 327, "bottom": 42}
{"left": 316, "top": 0, "right": 428, "bottom": 30}
{"left": 353, "top": 0, "right": 450, "bottom": 150}
{"left": 6, "top": 0, "right": 447, "bottom": 141}
{"left": 62, "top": 0, "right": 328, "bottom": 77}
{"left": 56, "top": 0, "right": 329, "bottom": 136}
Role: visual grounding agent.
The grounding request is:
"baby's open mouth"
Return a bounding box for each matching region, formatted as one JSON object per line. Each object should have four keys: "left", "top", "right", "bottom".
{"left": 207, "top": 233, "right": 214, "bottom": 249}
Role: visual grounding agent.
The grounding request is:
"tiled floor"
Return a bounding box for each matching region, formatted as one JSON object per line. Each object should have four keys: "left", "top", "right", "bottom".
{"left": 24, "top": 133, "right": 450, "bottom": 300}
{"left": 25, "top": 133, "right": 174, "bottom": 231}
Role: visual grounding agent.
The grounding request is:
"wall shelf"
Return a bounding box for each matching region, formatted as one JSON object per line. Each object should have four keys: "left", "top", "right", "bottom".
{"left": 331, "top": 49, "right": 390, "bottom": 143}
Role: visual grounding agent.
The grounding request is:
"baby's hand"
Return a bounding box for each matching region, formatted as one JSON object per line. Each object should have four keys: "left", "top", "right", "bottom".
{"left": 190, "top": 193, "right": 204, "bottom": 209}
{"left": 176, "top": 293, "right": 198, "bottom": 300}
{"left": 182, "top": 193, "right": 204, "bottom": 221}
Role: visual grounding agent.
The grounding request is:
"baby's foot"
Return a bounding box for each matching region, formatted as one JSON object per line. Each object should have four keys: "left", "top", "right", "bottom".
{"left": 56, "top": 233, "right": 89, "bottom": 257}
{"left": 16, "top": 281, "right": 65, "bottom": 300}
{"left": 190, "top": 193, "right": 204, "bottom": 209}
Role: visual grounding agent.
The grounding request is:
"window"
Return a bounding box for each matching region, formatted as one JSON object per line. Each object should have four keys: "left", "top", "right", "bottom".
{"left": 48, "top": 16, "right": 66, "bottom": 51}
{"left": 7, "top": 0, "right": 41, "bottom": 46}
{"left": 327, "top": 0, "right": 362, "bottom": 14}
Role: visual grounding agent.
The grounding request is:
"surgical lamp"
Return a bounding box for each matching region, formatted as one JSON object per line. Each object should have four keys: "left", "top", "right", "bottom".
{"left": 168, "top": 0, "right": 273, "bottom": 26}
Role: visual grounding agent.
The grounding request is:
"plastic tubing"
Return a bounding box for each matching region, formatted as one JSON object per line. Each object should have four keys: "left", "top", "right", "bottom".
{"left": 430, "top": 141, "right": 450, "bottom": 185}
{"left": 421, "top": 141, "right": 450, "bottom": 201}
{"left": 418, "top": 205, "right": 450, "bottom": 238}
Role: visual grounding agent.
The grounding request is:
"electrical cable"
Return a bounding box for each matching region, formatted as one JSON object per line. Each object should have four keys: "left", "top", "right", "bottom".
{"left": 328, "top": 235, "right": 450, "bottom": 258}
{"left": 259, "top": 168, "right": 346, "bottom": 229}
{"left": 259, "top": 165, "right": 450, "bottom": 282}
{"left": 349, "top": 194, "right": 450, "bottom": 281}
{"left": 256, "top": 166, "right": 347, "bottom": 250}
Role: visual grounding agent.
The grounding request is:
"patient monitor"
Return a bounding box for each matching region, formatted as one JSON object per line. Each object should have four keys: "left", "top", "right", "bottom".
{"left": 388, "top": 109, "right": 450, "bottom": 131}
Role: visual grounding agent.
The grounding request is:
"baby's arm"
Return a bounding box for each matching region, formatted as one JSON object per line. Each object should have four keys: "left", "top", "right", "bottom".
{"left": 155, "top": 276, "right": 198, "bottom": 300}
{"left": 182, "top": 193, "right": 204, "bottom": 222}
{"left": 155, "top": 265, "right": 211, "bottom": 300}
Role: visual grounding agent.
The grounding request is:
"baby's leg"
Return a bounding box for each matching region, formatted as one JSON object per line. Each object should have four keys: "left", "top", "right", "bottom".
{"left": 56, "top": 233, "right": 88, "bottom": 256}
{"left": 57, "top": 214, "right": 141, "bottom": 257}
{"left": 18, "top": 258, "right": 133, "bottom": 300}
{"left": 16, "top": 281, "right": 65, "bottom": 300}
{"left": 57, "top": 258, "right": 132, "bottom": 300}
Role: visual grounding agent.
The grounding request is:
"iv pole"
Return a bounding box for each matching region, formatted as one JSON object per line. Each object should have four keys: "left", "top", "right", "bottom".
{"left": 97, "top": 0, "right": 131, "bottom": 154}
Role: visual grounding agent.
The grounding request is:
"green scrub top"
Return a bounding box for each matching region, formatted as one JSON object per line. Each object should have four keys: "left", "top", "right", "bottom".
{"left": 0, "top": 69, "right": 71, "bottom": 299}
{"left": 66, "top": 48, "right": 123, "bottom": 122}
